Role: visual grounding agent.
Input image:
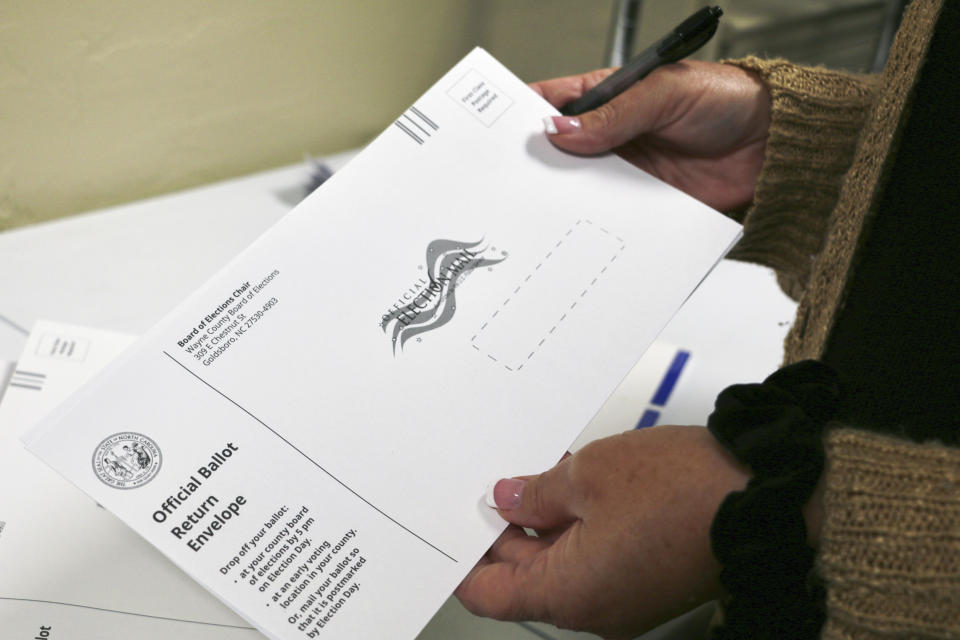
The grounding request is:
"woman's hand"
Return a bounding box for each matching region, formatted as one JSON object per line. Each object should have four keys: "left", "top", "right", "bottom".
{"left": 455, "top": 425, "right": 750, "bottom": 639}
{"left": 532, "top": 61, "right": 771, "bottom": 212}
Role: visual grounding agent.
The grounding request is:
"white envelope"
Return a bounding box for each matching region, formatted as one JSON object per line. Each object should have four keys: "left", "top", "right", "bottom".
{"left": 23, "top": 48, "right": 740, "bottom": 640}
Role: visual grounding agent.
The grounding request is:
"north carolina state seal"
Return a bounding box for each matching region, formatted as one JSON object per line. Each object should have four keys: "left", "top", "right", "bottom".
{"left": 92, "top": 432, "right": 162, "bottom": 489}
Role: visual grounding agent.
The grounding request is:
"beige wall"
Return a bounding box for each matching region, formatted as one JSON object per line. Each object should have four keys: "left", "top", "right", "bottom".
{"left": 0, "top": 1, "right": 480, "bottom": 230}
{"left": 0, "top": 1, "right": 617, "bottom": 232}
{"left": 476, "top": 0, "right": 613, "bottom": 82}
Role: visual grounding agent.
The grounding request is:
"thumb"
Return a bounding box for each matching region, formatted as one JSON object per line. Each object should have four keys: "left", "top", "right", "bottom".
{"left": 485, "top": 463, "right": 579, "bottom": 530}
{"left": 544, "top": 80, "right": 667, "bottom": 155}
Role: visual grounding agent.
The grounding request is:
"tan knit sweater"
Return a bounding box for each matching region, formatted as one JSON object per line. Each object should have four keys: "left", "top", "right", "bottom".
{"left": 727, "top": 0, "right": 960, "bottom": 636}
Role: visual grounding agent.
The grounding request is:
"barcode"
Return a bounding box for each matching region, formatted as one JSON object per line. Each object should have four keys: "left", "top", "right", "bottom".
{"left": 394, "top": 105, "right": 438, "bottom": 145}
{"left": 35, "top": 333, "right": 90, "bottom": 362}
{"left": 9, "top": 369, "right": 44, "bottom": 391}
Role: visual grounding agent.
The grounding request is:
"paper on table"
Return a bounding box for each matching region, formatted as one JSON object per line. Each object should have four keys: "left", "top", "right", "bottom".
{"left": 0, "top": 320, "right": 261, "bottom": 638}
{"left": 0, "top": 321, "right": 136, "bottom": 435}
{"left": 23, "top": 48, "right": 741, "bottom": 640}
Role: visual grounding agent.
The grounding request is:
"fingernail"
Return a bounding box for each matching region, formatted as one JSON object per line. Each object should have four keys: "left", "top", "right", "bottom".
{"left": 485, "top": 478, "right": 525, "bottom": 510}
{"left": 543, "top": 116, "right": 581, "bottom": 135}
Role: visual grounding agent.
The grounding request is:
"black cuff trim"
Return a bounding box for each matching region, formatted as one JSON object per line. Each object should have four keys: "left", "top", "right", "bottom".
{"left": 707, "top": 360, "right": 840, "bottom": 640}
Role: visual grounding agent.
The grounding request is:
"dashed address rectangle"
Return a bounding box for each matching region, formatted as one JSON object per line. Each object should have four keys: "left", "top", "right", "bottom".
{"left": 471, "top": 219, "right": 625, "bottom": 371}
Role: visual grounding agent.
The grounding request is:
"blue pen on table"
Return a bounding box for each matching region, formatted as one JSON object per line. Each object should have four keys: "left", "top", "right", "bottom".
{"left": 560, "top": 6, "right": 723, "bottom": 117}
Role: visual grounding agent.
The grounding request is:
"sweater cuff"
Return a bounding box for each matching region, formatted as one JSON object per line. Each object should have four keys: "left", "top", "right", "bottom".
{"left": 723, "top": 58, "right": 879, "bottom": 299}
{"left": 820, "top": 429, "right": 960, "bottom": 637}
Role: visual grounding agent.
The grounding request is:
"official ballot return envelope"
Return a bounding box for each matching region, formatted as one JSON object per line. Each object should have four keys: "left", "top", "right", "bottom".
{"left": 24, "top": 48, "right": 741, "bottom": 640}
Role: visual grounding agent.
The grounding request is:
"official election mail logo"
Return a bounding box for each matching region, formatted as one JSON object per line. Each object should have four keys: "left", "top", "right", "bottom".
{"left": 92, "top": 432, "right": 162, "bottom": 489}
{"left": 381, "top": 238, "right": 505, "bottom": 353}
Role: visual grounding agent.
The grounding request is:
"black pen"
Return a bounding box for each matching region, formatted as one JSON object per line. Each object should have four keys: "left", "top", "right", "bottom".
{"left": 560, "top": 6, "right": 723, "bottom": 117}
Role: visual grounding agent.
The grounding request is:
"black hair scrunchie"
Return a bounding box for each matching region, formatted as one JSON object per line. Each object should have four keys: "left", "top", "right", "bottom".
{"left": 707, "top": 360, "right": 841, "bottom": 640}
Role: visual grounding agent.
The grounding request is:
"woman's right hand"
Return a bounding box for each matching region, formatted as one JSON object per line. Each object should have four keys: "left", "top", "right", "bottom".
{"left": 455, "top": 425, "right": 751, "bottom": 639}
{"left": 532, "top": 61, "right": 771, "bottom": 212}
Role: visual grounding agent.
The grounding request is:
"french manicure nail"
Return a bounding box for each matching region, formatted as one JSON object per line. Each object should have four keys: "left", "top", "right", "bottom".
{"left": 485, "top": 481, "right": 498, "bottom": 508}
{"left": 485, "top": 478, "right": 525, "bottom": 510}
{"left": 543, "top": 116, "right": 581, "bottom": 135}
